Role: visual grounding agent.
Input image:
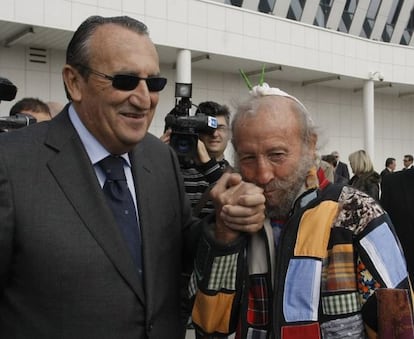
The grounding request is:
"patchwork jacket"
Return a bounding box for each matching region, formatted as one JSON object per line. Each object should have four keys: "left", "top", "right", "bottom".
{"left": 189, "top": 183, "right": 414, "bottom": 338}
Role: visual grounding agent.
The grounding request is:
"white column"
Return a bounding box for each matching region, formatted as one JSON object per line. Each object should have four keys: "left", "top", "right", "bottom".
{"left": 363, "top": 79, "right": 375, "bottom": 162}
{"left": 176, "top": 49, "right": 191, "bottom": 84}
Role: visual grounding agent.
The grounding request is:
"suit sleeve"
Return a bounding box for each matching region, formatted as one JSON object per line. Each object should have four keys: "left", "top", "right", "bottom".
{"left": 343, "top": 163, "right": 350, "bottom": 181}
{"left": 379, "top": 174, "right": 392, "bottom": 210}
{"left": 0, "top": 151, "right": 15, "bottom": 290}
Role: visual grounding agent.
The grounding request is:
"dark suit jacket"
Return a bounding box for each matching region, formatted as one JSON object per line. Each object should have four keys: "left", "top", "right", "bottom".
{"left": 380, "top": 167, "right": 392, "bottom": 180}
{"left": 381, "top": 170, "right": 414, "bottom": 282}
{"left": 0, "top": 108, "right": 200, "bottom": 338}
{"left": 334, "top": 161, "right": 350, "bottom": 184}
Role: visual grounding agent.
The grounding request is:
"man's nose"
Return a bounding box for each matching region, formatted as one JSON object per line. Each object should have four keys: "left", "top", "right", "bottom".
{"left": 255, "top": 157, "right": 274, "bottom": 185}
{"left": 210, "top": 127, "right": 221, "bottom": 137}
{"left": 129, "top": 80, "right": 152, "bottom": 107}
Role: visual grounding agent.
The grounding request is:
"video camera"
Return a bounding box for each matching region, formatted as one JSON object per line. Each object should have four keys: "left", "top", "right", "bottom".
{"left": 164, "top": 83, "right": 217, "bottom": 166}
{"left": 0, "top": 76, "right": 36, "bottom": 132}
{"left": 0, "top": 113, "right": 36, "bottom": 131}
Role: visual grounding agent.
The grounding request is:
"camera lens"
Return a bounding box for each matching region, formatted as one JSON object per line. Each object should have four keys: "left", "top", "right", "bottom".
{"left": 170, "top": 133, "right": 198, "bottom": 159}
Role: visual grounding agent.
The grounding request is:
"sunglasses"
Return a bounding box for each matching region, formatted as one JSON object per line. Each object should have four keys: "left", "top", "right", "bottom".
{"left": 79, "top": 65, "right": 167, "bottom": 92}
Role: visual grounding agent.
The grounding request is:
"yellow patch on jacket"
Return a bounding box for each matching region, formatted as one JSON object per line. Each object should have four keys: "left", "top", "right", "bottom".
{"left": 295, "top": 200, "right": 339, "bottom": 258}
{"left": 192, "top": 291, "right": 234, "bottom": 334}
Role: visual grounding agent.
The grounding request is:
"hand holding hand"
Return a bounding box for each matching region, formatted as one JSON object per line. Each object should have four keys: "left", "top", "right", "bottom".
{"left": 210, "top": 172, "right": 266, "bottom": 243}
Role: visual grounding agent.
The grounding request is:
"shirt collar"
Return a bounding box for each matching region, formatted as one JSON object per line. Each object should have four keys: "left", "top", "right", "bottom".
{"left": 68, "top": 104, "right": 131, "bottom": 167}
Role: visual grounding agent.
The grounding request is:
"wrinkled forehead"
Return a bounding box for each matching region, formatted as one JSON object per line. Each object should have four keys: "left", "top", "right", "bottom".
{"left": 233, "top": 103, "right": 302, "bottom": 144}
{"left": 251, "top": 95, "right": 297, "bottom": 112}
{"left": 234, "top": 96, "right": 299, "bottom": 129}
{"left": 88, "top": 25, "right": 160, "bottom": 76}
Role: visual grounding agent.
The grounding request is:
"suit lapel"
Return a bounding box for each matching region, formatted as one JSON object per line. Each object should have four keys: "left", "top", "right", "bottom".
{"left": 129, "top": 147, "right": 150, "bottom": 259}
{"left": 45, "top": 111, "right": 145, "bottom": 304}
{"left": 129, "top": 141, "right": 161, "bottom": 314}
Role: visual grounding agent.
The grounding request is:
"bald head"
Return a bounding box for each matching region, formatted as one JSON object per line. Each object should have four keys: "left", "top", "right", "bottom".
{"left": 232, "top": 95, "right": 317, "bottom": 152}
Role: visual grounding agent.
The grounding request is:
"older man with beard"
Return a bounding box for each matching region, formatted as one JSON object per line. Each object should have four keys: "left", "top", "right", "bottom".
{"left": 189, "top": 84, "right": 414, "bottom": 338}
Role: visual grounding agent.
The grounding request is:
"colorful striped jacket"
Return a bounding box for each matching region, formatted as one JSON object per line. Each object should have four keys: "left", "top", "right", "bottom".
{"left": 189, "top": 183, "right": 414, "bottom": 338}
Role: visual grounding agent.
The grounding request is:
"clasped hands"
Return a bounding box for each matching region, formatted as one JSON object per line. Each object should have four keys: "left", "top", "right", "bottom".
{"left": 211, "top": 172, "right": 266, "bottom": 243}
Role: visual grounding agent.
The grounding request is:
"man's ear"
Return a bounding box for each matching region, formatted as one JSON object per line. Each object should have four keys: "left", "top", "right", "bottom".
{"left": 308, "top": 133, "right": 318, "bottom": 157}
{"left": 62, "top": 65, "right": 83, "bottom": 102}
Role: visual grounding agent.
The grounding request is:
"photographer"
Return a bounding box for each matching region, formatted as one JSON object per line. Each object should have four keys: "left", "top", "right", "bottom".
{"left": 0, "top": 77, "right": 38, "bottom": 131}
{"left": 10, "top": 97, "right": 52, "bottom": 122}
{"left": 162, "top": 101, "right": 232, "bottom": 335}
{"left": 161, "top": 101, "right": 232, "bottom": 218}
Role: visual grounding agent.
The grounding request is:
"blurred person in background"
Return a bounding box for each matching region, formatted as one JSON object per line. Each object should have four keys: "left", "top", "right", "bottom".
{"left": 161, "top": 101, "right": 232, "bottom": 218}
{"left": 348, "top": 149, "right": 380, "bottom": 201}
{"left": 380, "top": 157, "right": 396, "bottom": 180}
{"left": 331, "top": 150, "right": 350, "bottom": 184}
{"left": 403, "top": 154, "right": 414, "bottom": 170}
{"left": 9, "top": 97, "right": 51, "bottom": 122}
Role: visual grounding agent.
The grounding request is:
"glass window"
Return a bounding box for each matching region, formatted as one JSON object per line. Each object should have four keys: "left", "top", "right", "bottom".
{"left": 381, "top": 0, "right": 403, "bottom": 42}
{"left": 361, "top": 0, "right": 382, "bottom": 38}
{"left": 228, "top": 0, "right": 243, "bottom": 7}
{"left": 314, "top": 0, "right": 334, "bottom": 28}
{"left": 338, "top": 0, "right": 359, "bottom": 33}
{"left": 400, "top": 7, "right": 414, "bottom": 45}
{"left": 287, "top": 0, "right": 306, "bottom": 21}
{"left": 259, "top": 0, "right": 276, "bottom": 13}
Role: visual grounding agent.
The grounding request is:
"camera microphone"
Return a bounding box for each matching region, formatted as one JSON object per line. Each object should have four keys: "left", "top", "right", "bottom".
{"left": 0, "top": 77, "right": 18, "bottom": 101}
{"left": 0, "top": 113, "right": 37, "bottom": 129}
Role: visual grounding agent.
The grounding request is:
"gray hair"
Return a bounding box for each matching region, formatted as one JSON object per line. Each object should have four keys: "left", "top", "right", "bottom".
{"left": 66, "top": 15, "right": 149, "bottom": 78}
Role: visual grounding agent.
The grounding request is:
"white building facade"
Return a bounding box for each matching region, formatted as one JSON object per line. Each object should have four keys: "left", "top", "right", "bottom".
{"left": 1, "top": 0, "right": 414, "bottom": 171}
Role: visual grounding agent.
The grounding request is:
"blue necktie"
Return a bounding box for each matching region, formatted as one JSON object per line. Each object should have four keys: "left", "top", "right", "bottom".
{"left": 99, "top": 156, "right": 143, "bottom": 277}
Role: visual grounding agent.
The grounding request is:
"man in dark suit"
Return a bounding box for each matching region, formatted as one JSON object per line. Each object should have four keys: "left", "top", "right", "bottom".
{"left": 380, "top": 157, "right": 396, "bottom": 191}
{"left": 403, "top": 154, "right": 414, "bottom": 170}
{"left": 381, "top": 169, "right": 414, "bottom": 282}
{"left": 331, "top": 150, "right": 350, "bottom": 184}
{"left": 0, "top": 16, "right": 265, "bottom": 338}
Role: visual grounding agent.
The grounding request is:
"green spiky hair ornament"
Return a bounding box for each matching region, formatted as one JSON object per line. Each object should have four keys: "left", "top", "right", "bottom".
{"left": 239, "top": 65, "right": 307, "bottom": 111}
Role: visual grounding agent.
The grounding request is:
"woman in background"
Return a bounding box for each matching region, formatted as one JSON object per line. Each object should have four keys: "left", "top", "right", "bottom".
{"left": 348, "top": 149, "right": 381, "bottom": 200}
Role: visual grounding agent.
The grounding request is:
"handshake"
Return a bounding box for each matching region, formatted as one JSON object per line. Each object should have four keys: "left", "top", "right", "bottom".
{"left": 210, "top": 172, "right": 266, "bottom": 243}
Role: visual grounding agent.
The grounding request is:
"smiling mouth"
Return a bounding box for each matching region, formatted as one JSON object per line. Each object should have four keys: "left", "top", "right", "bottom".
{"left": 121, "top": 113, "right": 145, "bottom": 119}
